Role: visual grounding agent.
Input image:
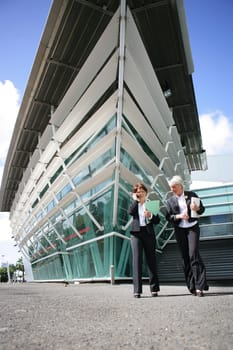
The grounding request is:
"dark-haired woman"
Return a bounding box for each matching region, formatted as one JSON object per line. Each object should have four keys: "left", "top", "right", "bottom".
{"left": 128, "top": 182, "right": 160, "bottom": 298}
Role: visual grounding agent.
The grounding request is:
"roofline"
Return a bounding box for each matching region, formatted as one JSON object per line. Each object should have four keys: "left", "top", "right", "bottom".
{"left": 175, "top": 0, "right": 194, "bottom": 74}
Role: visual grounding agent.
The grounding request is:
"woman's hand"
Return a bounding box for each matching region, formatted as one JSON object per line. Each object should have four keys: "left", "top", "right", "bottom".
{"left": 176, "top": 212, "right": 189, "bottom": 220}
{"left": 132, "top": 193, "right": 139, "bottom": 201}
{"left": 144, "top": 210, "right": 152, "bottom": 219}
{"left": 190, "top": 203, "right": 200, "bottom": 212}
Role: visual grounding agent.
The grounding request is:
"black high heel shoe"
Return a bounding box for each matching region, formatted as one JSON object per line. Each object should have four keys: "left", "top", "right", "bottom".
{"left": 196, "top": 290, "right": 204, "bottom": 297}
{"left": 134, "top": 293, "right": 141, "bottom": 298}
{"left": 189, "top": 289, "right": 197, "bottom": 296}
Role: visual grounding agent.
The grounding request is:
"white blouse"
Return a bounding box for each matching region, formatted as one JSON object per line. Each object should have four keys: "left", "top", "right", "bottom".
{"left": 138, "top": 202, "right": 146, "bottom": 226}
{"left": 177, "top": 193, "right": 197, "bottom": 228}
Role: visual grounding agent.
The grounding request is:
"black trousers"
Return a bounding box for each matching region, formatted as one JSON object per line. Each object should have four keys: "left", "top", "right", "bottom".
{"left": 174, "top": 224, "right": 208, "bottom": 292}
{"left": 131, "top": 227, "right": 160, "bottom": 294}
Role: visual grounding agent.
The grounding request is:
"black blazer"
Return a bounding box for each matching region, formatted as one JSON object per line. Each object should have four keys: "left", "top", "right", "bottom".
{"left": 128, "top": 200, "right": 160, "bottom": 234}
{"left": 166, "top": 190, "right": 205, "bottom": 228}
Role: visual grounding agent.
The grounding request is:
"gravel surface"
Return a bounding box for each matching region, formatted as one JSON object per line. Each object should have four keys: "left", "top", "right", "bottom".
{"left": 0, "top": 282, "right": 232, "bottom": 350}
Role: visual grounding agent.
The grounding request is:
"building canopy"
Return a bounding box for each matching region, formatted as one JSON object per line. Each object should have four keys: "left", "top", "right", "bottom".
{"left": 0, "top": 0, "right": 206, "bottom": 212}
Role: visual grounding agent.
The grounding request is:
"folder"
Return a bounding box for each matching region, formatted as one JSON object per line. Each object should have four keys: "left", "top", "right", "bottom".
{"left": 191, "top": 197, "right": 200, "bottom": 218}
{"left": 145, "top": 200, "right": 160, "bottom": 216}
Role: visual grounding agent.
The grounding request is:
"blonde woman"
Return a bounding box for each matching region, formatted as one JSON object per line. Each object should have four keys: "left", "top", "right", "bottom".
{"left": 166, "top": 176, "right": 209, "bottom": 297}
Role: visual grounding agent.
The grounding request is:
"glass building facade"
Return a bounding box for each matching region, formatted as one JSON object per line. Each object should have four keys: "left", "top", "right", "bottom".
{"left": 1, "top": 1, "right": 209, "bottom": 282}
{"left": 197, "top": 184, "right": 233, "bottom": 239}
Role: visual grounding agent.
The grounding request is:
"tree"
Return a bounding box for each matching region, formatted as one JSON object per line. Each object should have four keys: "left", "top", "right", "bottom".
{"left": 0, "top": 258, "right": 25, "bottom": 283}
{"left": 15, "top": 257, "right": 25, "bottom": 282}
{"left": 16, "top": 257, "right": 24, "bottom": 271}
{"left": 0, "top": 267, "right": 8, "bottom": 282}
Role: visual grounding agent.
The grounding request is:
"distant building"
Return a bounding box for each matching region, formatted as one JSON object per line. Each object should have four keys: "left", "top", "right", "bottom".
{"left": 191, "top": 154, "right": 233, "bottom": 188}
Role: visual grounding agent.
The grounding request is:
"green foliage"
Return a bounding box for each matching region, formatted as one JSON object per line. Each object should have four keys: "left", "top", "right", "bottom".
{"left": 16, "top": 257, "right": 24, "bottom": 271}
{"left": 0, "top": 257, "right": 24, "bottom": 282}
{"left": 0, "top": 267, "right": 8, "bottom": 282}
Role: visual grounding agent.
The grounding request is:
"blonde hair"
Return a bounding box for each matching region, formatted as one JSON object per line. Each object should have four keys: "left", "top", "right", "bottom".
{"left": 169, "top": 175, "right": 184, "bottom": 187}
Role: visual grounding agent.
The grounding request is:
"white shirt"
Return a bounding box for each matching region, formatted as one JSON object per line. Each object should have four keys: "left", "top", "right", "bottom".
{"left": 138, "top": 202, "right": 146, "bottom": 226}
{"left": 177, "top": 193, "right": 197, "bottom": 228}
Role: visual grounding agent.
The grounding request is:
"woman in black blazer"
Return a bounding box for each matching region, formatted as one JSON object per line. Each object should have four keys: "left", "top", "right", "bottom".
{"left": 128, "top": 182, "right": 160, "bottom": 298}
{"left": 166, "top": 175, "right": 209, "bottom": 296}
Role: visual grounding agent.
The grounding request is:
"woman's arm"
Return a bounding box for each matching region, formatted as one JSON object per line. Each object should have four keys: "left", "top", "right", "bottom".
{"left": 128, "top": 200, "right": 138, "bottom": 216}
{"left": 165, "top": 200, "right": 180, "bottom": 224}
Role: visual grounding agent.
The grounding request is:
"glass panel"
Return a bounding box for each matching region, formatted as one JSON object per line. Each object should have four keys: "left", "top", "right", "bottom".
{"left": 200, "top": 223, "right": 233, "bottom": 238}
{"left": 73, "top": 145, "right": 115, "bottom": 188}
{"left": 70, "top": 115, "right": 116, "bottom": 166}
{"left": 122, "top": 116, "right": 160, "bottom": 166}
{"left": 29, "top": 116, "right": 117, "bottom": 211}
{"left": 120, "top": 148, "right": 151, "bottom": 186}
{"left": 32, "top": 254, "right": 66, "bottom": 280}
{"left": 117, "top": 188, "right": 131, "bottom": 229}
{"left": 120, "top": 147, "right": 168, "bottom": 197}
{"left": 56, "top": 183, "right": 72, "bottom": 201}
{"left": 203, "top": 193, "right": 233, "bottom": 205}
{"left": 114, "top": 235, "right": 132, "bottom": 278}
{"left": 199, "top": 213, "right": 233, "bottom": 225}
{"left": 60, "top": 187, "right": 114, "bottom": 248}
{"left": 204, "top": 204, "right": 233, "bottom": 216}
{"left": 69, "top": 234, "right": 132, "bottom": 279}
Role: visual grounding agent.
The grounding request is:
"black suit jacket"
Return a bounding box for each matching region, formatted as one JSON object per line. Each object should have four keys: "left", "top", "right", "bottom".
{"left": 166, "top": 190, "right": 205, "bottom": 228}
{"left": 128, "top": 200, "right": 160, "bottom": 234}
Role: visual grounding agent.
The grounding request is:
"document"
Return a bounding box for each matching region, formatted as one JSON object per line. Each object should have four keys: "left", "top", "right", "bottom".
{"left": 145, "top": 200, "right": 160, "bottom": 216}
{"left": 191, "top": 197, "right": 200, "bottom": 218}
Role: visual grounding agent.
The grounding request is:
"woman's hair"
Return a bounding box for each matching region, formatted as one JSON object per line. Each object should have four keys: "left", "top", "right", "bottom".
{"left": 133, "top": 182, "right": 148, "bottom": 193}
{"left": 169, "top": 175, "right": 184, "bottom": 187}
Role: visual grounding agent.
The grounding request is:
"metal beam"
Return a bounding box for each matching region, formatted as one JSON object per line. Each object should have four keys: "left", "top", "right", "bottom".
{"left": 74, "top": 0, "right": 114, "bottom": 16}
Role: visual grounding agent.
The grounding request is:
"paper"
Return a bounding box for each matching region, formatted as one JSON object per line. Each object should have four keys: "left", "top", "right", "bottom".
{"left": 145, "top": 200, "right": 160, "bottom": 216}
{"left": 191, "top": 197, "right": 200, "bottom": 218}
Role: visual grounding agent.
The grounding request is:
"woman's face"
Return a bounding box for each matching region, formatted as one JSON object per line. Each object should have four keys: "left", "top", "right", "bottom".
{"left": 170, "top": 183, "right": 183, "bottom": 196}
{"left": 136, "top": 187, "right": 147, "bottom": 199}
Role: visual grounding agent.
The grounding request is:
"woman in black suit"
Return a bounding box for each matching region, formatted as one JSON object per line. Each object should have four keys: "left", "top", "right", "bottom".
{"left": 166, "top": 175, "right": 209, "bottom": 296}
{"left": 128, "top": 182, "right": 160, "bottom": 298}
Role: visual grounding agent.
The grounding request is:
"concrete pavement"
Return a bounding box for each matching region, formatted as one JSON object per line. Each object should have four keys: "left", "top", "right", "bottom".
{"left": 0, "top": 282, "right": 232, "bottom": 350}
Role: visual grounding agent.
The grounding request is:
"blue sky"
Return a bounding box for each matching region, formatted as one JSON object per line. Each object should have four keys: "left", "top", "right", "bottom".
{"left": 185, "top": 0, "right": 233, "bottom": 119}
{"left": 0, "top": 0, "right": 233, "bottom": 263}
{"left": 0, "top": 0, "right": 232, "bottom": 118}
{"left": 185, "top": 0, "right": 233, "bottom": 155}
{"left": 0, "top": 0, "right": 52, "bottom": 98}
{"left": 0, "top": 0, "right": 53, "bottom": 264}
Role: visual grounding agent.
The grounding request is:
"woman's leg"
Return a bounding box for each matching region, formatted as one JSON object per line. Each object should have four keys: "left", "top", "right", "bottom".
{"left": 131, "top": 234, "right": 143, "bottom": 294}
{"left": 143, "top": 233, "right": 160, "bottom": 292}
{"left": 187, "top": 226, "right": 208, "bottom": 291}
{"left": 175, "top": 228, "right": 194, "bottom": 292}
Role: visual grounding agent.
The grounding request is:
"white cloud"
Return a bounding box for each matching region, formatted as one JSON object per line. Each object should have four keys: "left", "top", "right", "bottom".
{"left": 0, "top": 213, "right": 21, "bottom": 264}
{"left": 0, "top": 80, "right": 20, "bottom": 180}
{"left": 0, "top": 212, "right": 20, "bottom": 262}
{"left": 200, "top": 111, "right": 233, "bottom": 155}
{"left": 0, "top": 80, "right": 20, "bottom": 259}
{"left": 0, "top": 239, "right": 21, "bottom": 264}
{"left": 0, "top": 212, "right": 11, "bottom": 241}
{"left": 0, "top": 80, "right": 20, "bottom": 152}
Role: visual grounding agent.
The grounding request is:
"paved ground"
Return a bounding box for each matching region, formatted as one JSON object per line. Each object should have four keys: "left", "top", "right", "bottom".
{"left": 0, "top": 282, "right": 232, "bottom": 350}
